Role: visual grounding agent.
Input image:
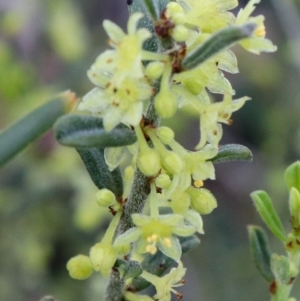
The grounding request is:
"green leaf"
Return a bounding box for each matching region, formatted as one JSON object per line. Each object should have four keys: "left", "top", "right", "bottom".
{"left": 181, "top": 23, "right": 257, "bottom": 70}
{"left": 131, "top": 235, "right": 200, "bottom": 291}
{"left": 0, "top": 92, "right": 77, "bottom": 167}
{"left": 210, "top": 144, "right": 253, "bottom": 164}
{"left": 54, "top": 114, "right": 137, "bottom": 148}
{"left": 251, "top": 191, "right": 286, "bottom": 242}
{"left": 141, "top": 0, "right": 159, "bottom": 20}
{"left": 115, "top": 259, "right": 143, "bottom": 280}
{"left": 271, "top": 254, "right": 291, "bottom": 285}
{"left": 76, "top": 148, "right": 123, "bottom": 197}
{"left": 248, "top": 225, "right": 275, "bottom": 282}
{"left": 285, "top": 161, "right": 300, "bottom": 192}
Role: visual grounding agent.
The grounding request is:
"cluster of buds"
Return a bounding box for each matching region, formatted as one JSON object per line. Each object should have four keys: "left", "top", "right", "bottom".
{"left": 67, "top": 0, "right": 276, "bottom": 300}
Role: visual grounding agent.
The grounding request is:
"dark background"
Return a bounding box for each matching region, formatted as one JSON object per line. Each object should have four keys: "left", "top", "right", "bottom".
{"left": 1, "top": 0, "right": 300, "bottom": 300}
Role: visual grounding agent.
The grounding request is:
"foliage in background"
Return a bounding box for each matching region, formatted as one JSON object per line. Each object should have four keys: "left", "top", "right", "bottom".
{"left": 1, "top": 0, "right": 300, "bottom": 301}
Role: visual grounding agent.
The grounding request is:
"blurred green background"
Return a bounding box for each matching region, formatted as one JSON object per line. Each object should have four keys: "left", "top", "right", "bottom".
{"left": 1, "top": 0, "right": 300, "bottom": 300}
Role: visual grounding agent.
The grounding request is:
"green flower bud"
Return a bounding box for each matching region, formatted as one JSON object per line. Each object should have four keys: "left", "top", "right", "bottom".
{"left": 161, "top": 151, "right": 183, "bottom": 175}
{"left": 171, "top": 191, "right": 191, "bottom": 214}
{"left": 145, "top": 62, "right": 164, "bottom": 79}
{"left": 155, "top": 174, "right": 172, "bottom": 189}
{"left": 96, "top": 189, "right": 116, "bottom": 207}
{"left": 154, "top": 89, "right": 177, "bottom": 118}
{"left": 156, "top": 126, "right": 175, "bottom": 144}
{"left": 188, "top": 187, "right": 217, "bottom": 214}
{"left": 137, "top": 148, "right": 161, "bottom": 176}
{"left": 89, "top": 243, "right": 117, "bottom": 277}
{"left": 172, "top": 25, "right": 189, "bottom": 42}
{"left": 66, "top": 254, "right": 93, "bottom": 280}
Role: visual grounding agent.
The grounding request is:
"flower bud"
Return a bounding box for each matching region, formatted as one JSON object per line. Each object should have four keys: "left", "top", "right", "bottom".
{"left": 188, "top": 187, "right": 217, "bottom": 214}
{"left": 154, "top": 89, "right": 177, "bottom": 118}
{"left": 155, "top": 174, "right": 172, "bottom": 189}
{"left": 172, "top": 25, "right": 189, "bottom": 42}
{"left": 171, "top": 190, "right": 191, "bottom": 214}
{"left": 67, "top": 255, "right": 93, "bottom": 280}
{"left": 89, "top": 243, "right": 117, "bottom": 277}
{"left": 161, "top": 151, "right": 183, "bottom": 175}
{"left": 145, "top": 62, "right": 164, "bottom": 79}
{"left": 96, "top": 189, "right": 116, "bottom": 207}
{"left": 156, "top": 126, "right": 175, "bottom": 144}
{"left": 137, "top": 148, "right": 161, "bottom": 176}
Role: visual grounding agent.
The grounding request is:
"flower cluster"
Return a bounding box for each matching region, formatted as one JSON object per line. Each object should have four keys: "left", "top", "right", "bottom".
{"left": 68, "top": 1, "right": 276, "bottom": 300}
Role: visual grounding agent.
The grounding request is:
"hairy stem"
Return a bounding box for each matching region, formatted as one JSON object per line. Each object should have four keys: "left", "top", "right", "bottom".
{"left": 104, "top": 84, "right": 160, "bottom": 301}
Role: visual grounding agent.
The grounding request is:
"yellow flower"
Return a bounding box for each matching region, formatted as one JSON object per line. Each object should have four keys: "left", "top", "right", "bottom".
{"left": 102, "top": 12, "right": 151, "bottom": 84}
{"left": 182, "top": 0, "right": 238, "bottom": 33}
{"left": 114, "top": 187, "right": 195, "bottom": 261}
{"left": 78, "top": 77, "right": 153, "bottom": 131}
{"left": 236, "top": 0, "right": 277, "bottom": 54}
{"left": 141, "top": 262, "right": 187, "bottom": 301}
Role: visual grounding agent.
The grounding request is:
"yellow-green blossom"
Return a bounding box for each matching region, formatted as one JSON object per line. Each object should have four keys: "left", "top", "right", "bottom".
{"left": 114, "top": 187, "right": 195, "bottom": 261}
{"left": 102, "top": 12, "right": 151, "bottom": 84}
{"left": 181, "top": 0, "right": 238, "bottom": 33}
{"left": 141, "top": 261, "right": 187, "bottom": 301}
{"left": 236, "top": 0, "right": 277, "bottom": 54}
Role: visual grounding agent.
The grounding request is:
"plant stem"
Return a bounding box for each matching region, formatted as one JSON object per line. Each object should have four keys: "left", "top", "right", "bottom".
{"left": 104, "top": 83, "right": 160, "bottom": 301}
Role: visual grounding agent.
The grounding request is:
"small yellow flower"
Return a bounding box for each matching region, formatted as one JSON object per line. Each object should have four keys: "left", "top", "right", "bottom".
{"left": 103, "top": 12, "right": 152, "bottom": 84}
{"left": 236, "top": 0, "right": 277, "bottom": 54}
{"left": 114, "top": 187, "right": 195, "bottom": 261}
{"left": 141, "top": 261, "right": 187, "bottom": 301}
{"left": 182, "top": 0, "right": 238, "bottom": 33}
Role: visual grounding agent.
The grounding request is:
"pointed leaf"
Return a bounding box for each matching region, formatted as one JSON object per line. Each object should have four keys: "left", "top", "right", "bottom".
{"left": 115, "top": 259, "right": 143, "bottom": 280}
{"left": 285, "top": 161, "right": 300, "bottom": 192}
{"left": 54, "top": 114, "right": 137, "bottom": 148}
{"left": 251, "top": 191, "right": 286, "bottom": 242}
{"left": 142, "top": 0, "right": 159, "bottom": 20}
{"left": 0, "top": 91, "right": 78, "bottom": 167}
{"left": 76, "top": 148, "right": 123, "bottom": 197}
{"left": 182, "top": 23, "right": 257, "bottom": 70}
{"left": 248, "top": 225, "right": 275, "bottom": 282}
{"left": 210, "top": 144, "right": 253, "bottom": 164}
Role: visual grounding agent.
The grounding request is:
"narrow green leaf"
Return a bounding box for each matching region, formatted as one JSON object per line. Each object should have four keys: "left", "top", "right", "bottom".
{"left": 181, "top": 23, "right": 257, "bottom": 70}
{"left": 115, "top": 259, "right": 143, "bottom": 280}
{"left": 131, "top": 235, "right": 200, "bottom": 291}
{"left": 0, "top": 91, "right": 78, "bottom": 167}
{"left": 251, "top": 191, "right": 286, "bottom": 242}
{"left": 248, "top": 225, "right": 275, "bottom": 282}
{"left": 271, "top": 254, "right": 291, "bottom": 285}
{"left": 76, "top": 148, "right": 123, "bottom": 197}
{"left": 210, "top": 144, "right": 253, "bottom": 164}
{"left": 142, "top": 0, "right": 159, "bottom": 20}
{"left": 285, "top": 161, "right": 300, "bottom": 192}
{"left": 54, "top": 114, "right": 137, "bottom": 148}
